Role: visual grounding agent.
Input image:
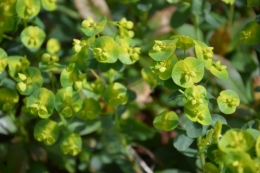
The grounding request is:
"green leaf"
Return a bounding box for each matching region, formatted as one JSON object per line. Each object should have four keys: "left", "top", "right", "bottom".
{"left": 193, "top": 40, "right": 213, "bottom": 69}
{"left": 171, "top": 35, "right": 194, "bottom": 50}
{"left": 8, "top": 56, "right": 30, "bottom": 81}
{"left": 150, "top": 54, "right": 178, "bottom": 80}
{"left": 191, "top": 0, "right": 203, "bottom": 16}
{"left": 81, "top": 16, "right": 107, "bottom": 37}
{"left": 170, "top": 3, "right": 190, "bottom": 28}
{"left": 218, "top": 129, "right": 255, "bottom": 153}
{"left": 0, "top": 48, "right": 8, "bottom": 73}
{"left": 183, "top": 85, "right": 208, "bottom": 110}
{"left": 153, "top": 111, "right": 179, "bottom": 131}
{"left": 16, "top": 67, "right": 43, "bottom": 95}
{"left": 77, "top": 98, "right": 101, "bottom": 120}
{"left": 204, "top": 162, "right": 219, "bottom": 173}
{"left": 20, "top": 26, "right": 46, "bottom": 52}
{"left": 148, "top": 39, "right": 177, "bottom": 61}
{"left": 184, "top": 106, "right": 212, "bottom": 125}
{"left": 211, "top": 114, "right": 227, "bottom": 126}
{"left": 121, "top": 118, "right": 155, "bottom": 141}
{"left": 104, "top": 82, "right": 128, "bottom": 107}
{"left": 209, "top": 61, "right": 229, "bottom": 80}
{"left": 55, "top": 87, "right": 83, "bottom": 118}
{"left": 41, "top": 0, "right": 57, "bottom": 11}
{"left": 172, "top": 57, "right": 204, "bottom": 88}
{"left": 60, "top": 63, "right": 87, "bottom": 91}
{"left": 16, "top": 0, "right": 41, "bottom": 19}
{"left": 34, "top": 119, "right": 60, "bottom": 145}
{"left": 247, "top": 0, "right": 260, "bottom": 7}
{"left": 245, "top": 128, "right": 260, "bottom": 140}
{"left": 217, "top": 89, "right": 240, "bottom": 114}
{"left": 0, "top": 87, "right": 19, "bottom": 111}
{"left": 167, "top": 90, "right": 183, "bottom": 102}
{"left": 256, "top": 135, "right": 260, "bottom": 157}
{"left": 141, "top": 68, "right": 159, "bottom": 89}
{"left": 173, "top": 131, "right": 194, "bottom": 151}
{"left": 92, "top": 36, "right": 119, "bottom": 63}
{"left": 0, "top": 116, "right": 17, "bottom": 135}
{"left": 186, "top": 120, "right": 203, "bottom": 138}
{"left": 26, "top": 88, "right": 55, "bottom": 118}
{"left": 60, "top": 133, "right": 82, "bottom": 156}
{"left": 223, "top": 152, "right": 256, "bottom": 173}
{"left": 240, "top": 21, "right": 260, "bottom": 45}
{"left": 242, "top": 119, "right": 260, "bottom": 130}
{"left": 118, "top": 44, "right": 141, "bottom": 65}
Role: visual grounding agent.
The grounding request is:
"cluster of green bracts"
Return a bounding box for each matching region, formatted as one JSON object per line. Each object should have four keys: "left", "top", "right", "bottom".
{"left": 0, "top": 15, "right": 141, "bottom": 156}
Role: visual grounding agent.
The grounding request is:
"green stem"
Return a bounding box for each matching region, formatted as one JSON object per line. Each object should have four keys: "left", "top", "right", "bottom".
{"left": 3, "top": 34, "right": 14, "bottom": 40}
{"left": 193, "top": 15, "right": 199, "bottom": 40}
{"left": 197, "top": 137, "right": 205, "bottom": 172}
{"left": 90, "top": 69, "right": 102, "bottom": 81}
{"left": 23, "top": 19, "right": 27, "bottom": 28}
{"left": 228, "top": 4, "right": 234, "bottom": 27}
{"left": 178, "top": 89, "right": 184, "bottom": 94}
{"left": 51, "top": 72, "right": 55, "bottom": 91}
{"left": 114, "top": 107, "right": 120, "bottom": 131}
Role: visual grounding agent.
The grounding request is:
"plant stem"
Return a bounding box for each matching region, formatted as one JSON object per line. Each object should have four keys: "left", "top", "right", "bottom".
{"left": 197, "top": 137, "right": 205, "bottom": 172}
{"left": 3, "top": 34, "right": 14, "bottom": 41}
{"left": 51, "top": 71, "right": 55, "bottom": 91}
{"left": 193, "top": 15, "right": 199, "bottom": 40}
{"left": 90, "top": 69, "right": 102, "bottom": 81}
{"left": 23, "top": 19, "right": 27, "bottom": 28}
{"left": 228, "top": 4, "right": 234, "bottom": 27}
{"left": 178, "top": 89, "right": 184, "bottom": 94}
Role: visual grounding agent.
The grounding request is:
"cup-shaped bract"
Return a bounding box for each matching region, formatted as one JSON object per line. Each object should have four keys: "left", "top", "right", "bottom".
{"left": 77, "top": 98, "right": 101, "bottom": 120}
{"left": 104, "top": 82, "right": 128, "bottom": 107}
{"left": 0, "top": 48, "right": 8, "bottom": 73}
{"left": 81, "top": 16, "right": 107, "bottom": 37}
{"left": 149, "top": 39, "right": 177, "bottom": 61}
{"left": 21, "top": 26, "right": 46, "bottom": 52}
{"left": 26, "top": 88, "right": 55, "bottom": 118}
{"left": 240, "top": 21, "right": 260, "bottom": 45}
{"left": 151, "top": 54, "right": 178, "bottom": 80}
{"left": 47, "top": 38, "right": 60, "bottom": 54}
{"left": 60, "top": 133, "right": 82, "bottom": 156}
{"left": 153, "top": 111, "right": 179, "bottom": 131}
{"left": 171, "top": 35, "right": 194, "bottom": 50}
{"left": 217, "top": 89, "right": 240, "bottom": 114}
{"left": 119, "top": 45, "right": 141, "bottom": 65}
{"left": 209, "top": 61, "right": 228, "bottom": 80}
{"left": 92, "top": 36, "right": 119, "bottom": 63}
{"left": 172, "top": 57, "right": 204, "bottom": 88}
{"left": 8, "top": 56, "right": 30, "bottom": 81}
{"left": 194, "top": 40, "right": 214, "bottom": 69}
{"left": 256, "top": 136, "right": 260, "bottom": 157}
{"left": 218, "top": 130, "right": 255, "bottom": 153}
{"left": 60, "top": 63, "right": 87, "bottom": 91}
{"left": 223, "top": 152, "right": 256, "bottom": 173}
{"left": 183, "top": 85, "right": 208, "bottom": 110}
{"left": 41, "top": 0, "right": 57, "bottom": 11}
{"left": 16, "top": 0, "right": 41, "bottom": 19}
{"left": 0, "top": 87, "right": 19, "bottom": 111}
{"left": 184, "top": 106, "right": 212, "bottom": 125}
{"left": 34, "top": 119, "right": 60, "bottom": 145}
{"left": 0, "top": 0, "right": 17, "bottom": 16}
{"left": 16, "top": 67, "right": 43, "bottom": 95}
{"left": 55, "top": 87, "right": 83, "bottom": 118}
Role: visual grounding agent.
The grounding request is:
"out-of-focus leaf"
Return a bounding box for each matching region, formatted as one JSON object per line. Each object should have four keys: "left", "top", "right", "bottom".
{"left": 0, "top": 116, "right": 17, "bottom": 135}
{"left": 121, "top": 118, "right": 155, "bottom": 141}
{"left": 247, "top": 0, "right": 260, "bottom": 7}
{"left": 170, "top": 2, "right": 190, "bottom": 28}
{"left": 186, "top": 120, "right": 203, "bottom": 138}
{"left": 240, "top": 21, "right": 260, "bottom": 45}
{"left": 173, "top": 131, "right": 194, "bottom": 151}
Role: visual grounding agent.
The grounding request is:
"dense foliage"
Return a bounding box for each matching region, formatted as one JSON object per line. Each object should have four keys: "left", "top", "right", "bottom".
{"left": 1, "top": 0, "right": 260, "bottom": 173}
